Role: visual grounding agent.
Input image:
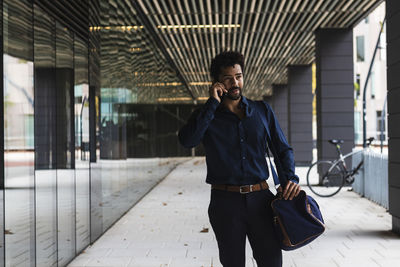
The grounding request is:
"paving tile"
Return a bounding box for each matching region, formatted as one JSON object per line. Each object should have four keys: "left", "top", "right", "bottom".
{"left": 108, "top": 248, "right": 151, "bottom": 257}
{"left": 373, "top": 258, "right": 400, "bottom": 267}
{"left": 78, "top": 248, "right": 112, "bottom": 257}
{"left": 85, "top": 257, "right": 133, "bottom": 267}
{"left": 127, "top": 257, "right": 172, "bottom": 267}
{"left": 67, "top": 256, "right": 91, "bottom": 267}
{"left": 68, "top": 158, "right": 400, "bottom": 267}
{"left": 332, "top": 257, "right": 381, "bottom": 267}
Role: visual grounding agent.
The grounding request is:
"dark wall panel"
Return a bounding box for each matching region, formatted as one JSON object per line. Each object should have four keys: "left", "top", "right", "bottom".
{"left": 271, "top": 85, "right": 289, "bottom": 139}
{"left": 288, "top": 66, "right": 313, "bottom": 165}
{"left": 389, "top": 187, "right": 400, "bottom": 216}
{"left": 388, "top": 114, "right": 400, "bottom": 137}
{"left": 389, "top": 163, "right": 400, "bottom": 188}
{"left": 125, "top": 104, "right": 196, "bottom": 158}
{"left": 387, "top": 0, "right": 400, "bottom": 234}
{"left": 386, "top": 37, "right": 400, "bottom": 67}
{"left": 388, "top": 88, "right": 400, "bottom": 114}
{"left": 35, "top": 68, "right": 57, "bottom": 169}
{"left": 316, "top": 28, "right": 355, "bottom": 163}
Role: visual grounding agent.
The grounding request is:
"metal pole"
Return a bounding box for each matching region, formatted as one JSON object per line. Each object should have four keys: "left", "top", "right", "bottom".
{"left": 380, "top": 95, "right": 387, "bottom": 153}
{"left": 362, "top": 16, "right": 386, "bottom": 147}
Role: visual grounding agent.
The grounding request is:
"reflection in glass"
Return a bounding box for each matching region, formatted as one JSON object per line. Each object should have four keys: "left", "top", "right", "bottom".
{"left": 0, "top": 0, "right": 3, "bottom": 265}
{"left": 91, "top": 0, "right": 193, "bottom": 239}
{"left": 74, "top": 36, "right": 90, "bottom": 253}
{"left": 34, "top": 5, "right": 57, "bottom": 266}
{"left": 56, "top": 22, "right": 75, "bottom": 266}
{"left": 88, "top": 5, "right": 102, "bottom": 239}
{"left": 1, "top": 1, "right": 200, "bottom": 266}
{"left": 3, "top": 0, "right": 35, "bottom": 266}
{"left": 55, "top": 22, "right": 74, "bottom": 169}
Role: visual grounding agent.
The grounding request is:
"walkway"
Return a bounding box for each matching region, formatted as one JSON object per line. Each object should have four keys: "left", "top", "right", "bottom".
{"left": 68, "top": 157, "right": 400, "bottom": 267}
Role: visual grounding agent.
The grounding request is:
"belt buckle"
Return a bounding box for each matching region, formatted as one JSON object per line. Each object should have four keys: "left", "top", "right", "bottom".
{"left": 239, "top": 185, "right": 252, "bottom": 194}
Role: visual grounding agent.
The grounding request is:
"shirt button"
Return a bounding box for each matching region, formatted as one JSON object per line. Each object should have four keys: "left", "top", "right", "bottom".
{"left": 242, "top": 156, "right": 246, "bottom": 160}
{"left": 240, "top": 139, "right": 244, "bottom": 142}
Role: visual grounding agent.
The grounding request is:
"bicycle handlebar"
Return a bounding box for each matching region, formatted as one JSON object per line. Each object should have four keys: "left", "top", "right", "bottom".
{"left": 366, "top": 137, "right": 374, "bottom": 147}
{"left": 328, "top": 137, "right": 374, "bottom": 148}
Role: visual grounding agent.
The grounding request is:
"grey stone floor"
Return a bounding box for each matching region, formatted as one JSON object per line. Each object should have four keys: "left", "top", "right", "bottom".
{"left": 68, "top": 157, "right": 400, "bottom": 267}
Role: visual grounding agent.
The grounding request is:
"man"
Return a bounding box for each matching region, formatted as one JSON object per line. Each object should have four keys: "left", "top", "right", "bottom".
{"left": 178, "top": 51, "right": 301, "bottom": 267}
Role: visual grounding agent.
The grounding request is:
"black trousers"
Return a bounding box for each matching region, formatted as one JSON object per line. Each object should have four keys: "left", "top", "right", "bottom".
{"left": 208, "top": 188, "right": 282, "bottom": 267}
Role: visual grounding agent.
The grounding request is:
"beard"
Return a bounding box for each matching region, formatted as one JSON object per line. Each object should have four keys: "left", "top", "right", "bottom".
{"left": 226, "top": 86, "right": 242, "bottom": 100}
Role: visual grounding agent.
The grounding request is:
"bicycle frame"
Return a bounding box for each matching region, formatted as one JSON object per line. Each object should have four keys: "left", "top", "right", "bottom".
{"left": 327, "top": 149, "right": 364, "bottom": 174}
{"left": 306, "top": 138, "right": 374, "bottom": 197}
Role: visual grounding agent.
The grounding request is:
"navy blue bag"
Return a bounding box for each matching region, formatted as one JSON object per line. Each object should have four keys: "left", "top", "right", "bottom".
{"left": 271, "top": 190, "right": 325, "bottom": 250}
{"left": 255, "top": 101, "right": 325, "bottom": 250}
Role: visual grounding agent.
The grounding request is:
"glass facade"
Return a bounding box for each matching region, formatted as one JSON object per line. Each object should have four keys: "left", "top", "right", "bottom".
{"left": 34, "top": 5, "right": 57, "bottom": 266}
{"left": 89, "top": 0, "right": 193, "bottom": 243}
{"left": 3, "top": 1, "right": 35, "bottom": 266}
{"left": 0, "top": 0, "right": 193, "bottom": 266}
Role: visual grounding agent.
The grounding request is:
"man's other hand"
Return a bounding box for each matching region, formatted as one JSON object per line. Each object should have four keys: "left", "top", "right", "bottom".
{"left": 280, "top": 181, "right": 301, "bottom": 200}
{"left": 209, "top": 82, "right": 228, "bottom": 103}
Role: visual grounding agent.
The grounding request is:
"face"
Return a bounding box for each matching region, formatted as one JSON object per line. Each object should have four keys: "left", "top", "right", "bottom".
{"left": 217, "top": 64, "right": 243, "bottom": 100}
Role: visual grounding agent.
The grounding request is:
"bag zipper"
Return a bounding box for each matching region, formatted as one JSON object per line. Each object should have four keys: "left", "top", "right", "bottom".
{"left": 271, "top": 197, "right": 326, "bottom": 248}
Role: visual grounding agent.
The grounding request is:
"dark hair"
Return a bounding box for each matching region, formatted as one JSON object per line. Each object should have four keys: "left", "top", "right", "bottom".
{"left": 210, "top": 51, "right": 244, "bottom": 82}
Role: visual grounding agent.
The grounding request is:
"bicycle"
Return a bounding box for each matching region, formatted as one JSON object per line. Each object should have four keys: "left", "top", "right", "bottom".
{"left": 306, "top": 137, "right": 374, "bottom": 197}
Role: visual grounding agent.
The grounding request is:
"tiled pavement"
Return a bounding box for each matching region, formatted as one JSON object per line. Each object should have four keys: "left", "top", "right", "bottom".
{"left": 68, "top": 157, "right": 400, "bottom": 267}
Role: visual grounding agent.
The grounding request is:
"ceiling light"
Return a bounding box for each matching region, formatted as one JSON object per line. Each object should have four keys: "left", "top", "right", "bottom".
{"left": 157, "top": 97, "right": 193, "bottom": 102}
{"left": 189, "top": 82, "right": 212, "bottom": 86}
{"left": 157, "top": 24, "right": 240, "bottom": 29}
{"left": 138, "top": 82, "right": 183, "bottom": 87}
{"left": 89, "top": 26, "right": 144, "bottom": 32}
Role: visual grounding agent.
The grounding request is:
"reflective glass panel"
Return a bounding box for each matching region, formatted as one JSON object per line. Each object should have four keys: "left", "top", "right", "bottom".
{"left": 74, "top": 36, "right": 90, "bottom": 253}
{"left": 33, "top": 5, "right": 57, "bottom": 267}
{"left": 0, "top": 0, "right": 3, "bottom": 264}
{"left": 55, "top": 21, "right": 75, "bottom": 266}
{"left": 3, "top": 0, "right": 35, "bottom": 266}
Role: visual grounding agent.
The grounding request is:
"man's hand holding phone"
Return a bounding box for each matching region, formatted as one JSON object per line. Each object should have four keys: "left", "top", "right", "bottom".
{"left": 209, "top": 82, "right": 228, "bottom": 103}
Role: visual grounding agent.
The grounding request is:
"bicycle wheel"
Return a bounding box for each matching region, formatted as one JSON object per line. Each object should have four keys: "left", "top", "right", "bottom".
{"left": 306, "top": 160, "right": 345, "bottom": 197}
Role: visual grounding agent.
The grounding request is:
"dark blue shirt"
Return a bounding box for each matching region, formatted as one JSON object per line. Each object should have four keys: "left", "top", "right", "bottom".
{"left": 178, "top": 96, "right": 299, "bottom": 186}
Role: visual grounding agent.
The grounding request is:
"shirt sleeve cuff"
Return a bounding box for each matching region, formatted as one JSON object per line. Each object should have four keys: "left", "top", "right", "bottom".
{"left": 288, "top": 175, "right": 299, "bottom": 184}
{"left": 205, "top": 97, "right": 220, "bottom": 110}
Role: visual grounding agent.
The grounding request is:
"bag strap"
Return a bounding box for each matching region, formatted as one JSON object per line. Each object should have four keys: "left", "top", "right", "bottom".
{"left": 254, "top": 101, "right": 282, "bottom": 187}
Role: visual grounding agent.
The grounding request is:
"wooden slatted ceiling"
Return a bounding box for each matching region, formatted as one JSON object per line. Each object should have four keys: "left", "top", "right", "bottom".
{"left": 135, "top": 0, "right": 382, "bottom": 101}
{"left": 98, "top": 0, "right": 190, "bottom": 103}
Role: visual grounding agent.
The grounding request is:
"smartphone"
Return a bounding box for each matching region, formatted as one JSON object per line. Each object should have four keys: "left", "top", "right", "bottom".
{"left": 220, "top": 91, "right": 227, "bottom": 102}
{"left": 218, "top": 82, "right": 227, "bottom": 102}
{"left": 211, "top": 82, "right": 227, "bottom": 102}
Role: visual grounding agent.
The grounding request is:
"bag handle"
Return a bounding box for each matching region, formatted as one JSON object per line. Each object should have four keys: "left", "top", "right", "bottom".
{"left": 254, "top": 101, "right": 285, "bottom": 189}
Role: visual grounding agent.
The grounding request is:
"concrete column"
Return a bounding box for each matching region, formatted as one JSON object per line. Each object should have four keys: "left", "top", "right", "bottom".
{"left": 263, "top": 95, "right": 274, "bottom": 109}
{"left": 271, "top": 84, "right": 289, "bottom": 138}
{"left": 387, "top": 0, "right": 400, "bottom": 234}
{"left": 287, "top": 66, "right": 313, "bottom": 165}
{"left": 316, "top": 29, "right": 354, "bottom": 163}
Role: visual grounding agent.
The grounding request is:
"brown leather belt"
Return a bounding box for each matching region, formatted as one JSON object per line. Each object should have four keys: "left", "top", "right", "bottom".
{"left": 211, "top": 180, "right": 269, "bottom": 194}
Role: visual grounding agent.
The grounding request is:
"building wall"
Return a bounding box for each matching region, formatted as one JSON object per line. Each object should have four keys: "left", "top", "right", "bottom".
{"left": 353, "top": 2, "right": 387, "bottom": 145}
{"left": 0, "top": 1, "right": 191, "bottom": 266}
{"left": 288, "top": 66, "right": 313, "bottom": 165}
{"left": 316, "top": 28, "right": 355, "bottom": 163}
{"left": 387, "top": 0, "right": 400, "bottom": 234}
{"left": 271, "top": 85, "right": 289, "bottom": 138}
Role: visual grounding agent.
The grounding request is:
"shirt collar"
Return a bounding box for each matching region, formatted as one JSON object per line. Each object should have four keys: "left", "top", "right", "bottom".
{"left": 240, "top": 95, "right": 250, "bottom": 116}
{"left": 217, "top": 95, "right": 251, "bottom": 116}
{"left": 240, "top": 95, "right": 248, "bottom": 109}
